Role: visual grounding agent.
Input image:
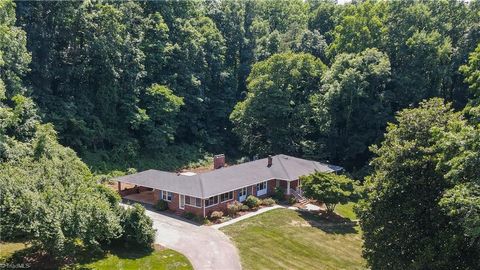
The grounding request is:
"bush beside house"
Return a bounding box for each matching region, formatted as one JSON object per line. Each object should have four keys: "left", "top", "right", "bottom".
{"left": 245, "top": 196, "right": 261, "bottom": 209}
{"left": 154, "top": 199, "right": 169, "bottom": 211}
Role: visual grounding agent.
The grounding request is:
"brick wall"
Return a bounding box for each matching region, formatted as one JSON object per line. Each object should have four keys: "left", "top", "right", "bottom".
{"left": 148, "top": 179, "right": 283, "bottom": 218}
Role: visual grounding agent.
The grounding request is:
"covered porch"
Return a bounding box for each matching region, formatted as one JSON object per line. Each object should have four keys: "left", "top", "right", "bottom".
{"left": 275, "top": 179, "right": 303, "bottom": 196}
{"left": 117, "top": 181, "right": 158, "bottom": 205}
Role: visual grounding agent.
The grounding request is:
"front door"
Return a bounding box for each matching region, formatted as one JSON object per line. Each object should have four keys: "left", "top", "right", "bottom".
{"left": 179, "top": 194, "right": 185, "bottom": 209}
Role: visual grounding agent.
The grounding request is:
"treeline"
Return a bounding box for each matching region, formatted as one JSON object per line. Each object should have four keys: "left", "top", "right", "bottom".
{"left": 10, "top": 0, "right": 480, "bottom": 172}
{"left": 1, "top": 0, "right": 155, "bottom": 262}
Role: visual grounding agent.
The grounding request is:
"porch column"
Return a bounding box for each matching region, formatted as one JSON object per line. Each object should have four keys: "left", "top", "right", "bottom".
{"left": 117, "top": 182, "right": 121, "bottom": 192}
{"left": 287, "top": 181, "right": 291, "bottom": 195}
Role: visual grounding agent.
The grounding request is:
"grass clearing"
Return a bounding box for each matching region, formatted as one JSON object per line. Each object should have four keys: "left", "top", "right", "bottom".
{"left": 221, "top": 208, "right": 365, "bottom": 270}
{"left": 75, "top": 248, "right": 192, "bottom": 270}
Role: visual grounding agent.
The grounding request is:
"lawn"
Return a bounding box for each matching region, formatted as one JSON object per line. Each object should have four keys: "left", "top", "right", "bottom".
{"left": 0, "top": 242, "right": 29, "bottom": 261}
{"left": 76, "top": 248, "right": 192, "bottom": 270}
{"left": 335, "top": 202, "right": 358, "bottom": 220}
{"left": 0, "top": 242, "right": 192, "bottom": 270}
{"left": 221, "top": 207, "right": 365, "bottom": 270}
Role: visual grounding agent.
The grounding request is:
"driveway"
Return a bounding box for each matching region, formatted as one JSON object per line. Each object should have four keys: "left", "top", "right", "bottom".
{"left": 144, "top": 209, "right": 242, "bottom": 270}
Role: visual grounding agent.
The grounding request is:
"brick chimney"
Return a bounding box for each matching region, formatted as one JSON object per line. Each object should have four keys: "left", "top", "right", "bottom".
{"left": 267, "top": 155, "right": 272, "bottom": 167}
{"left": 213, "top": 154, "right": 225, "bottom": 169}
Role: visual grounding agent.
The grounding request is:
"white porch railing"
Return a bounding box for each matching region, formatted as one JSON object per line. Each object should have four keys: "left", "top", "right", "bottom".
{"left": 290, "top": 188, "right": 306, "bottom": 202}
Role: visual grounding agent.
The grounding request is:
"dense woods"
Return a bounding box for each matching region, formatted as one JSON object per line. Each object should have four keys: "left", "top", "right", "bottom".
{"left": 1, "top": 0, "right": 479, "bottom": 268}
{"left": 5, "top": 0, "right": 477, "bottom": 173}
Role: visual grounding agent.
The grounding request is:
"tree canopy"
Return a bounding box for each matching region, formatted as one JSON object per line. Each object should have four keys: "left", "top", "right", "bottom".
{"left": 357, "top": 98, "right": 480, "bottom": 269}
{"left": 5, "top": 0, "right": 477, "bottom": 173}
{"left": 1, "top": 0, "right": 154, "bottom": 258}
{"left": 2, "top": 0, "right": 480, "bottom": 266}
{"left": 301, "top": 172, "right": 359, "bottom": 213}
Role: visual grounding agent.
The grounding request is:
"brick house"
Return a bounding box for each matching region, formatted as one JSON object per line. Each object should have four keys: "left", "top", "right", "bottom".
{"left": 115, "top": 154, "right": 342, "bottom": 217}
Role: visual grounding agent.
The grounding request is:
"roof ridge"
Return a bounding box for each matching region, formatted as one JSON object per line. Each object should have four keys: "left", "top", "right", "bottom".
{"left": 275, "top": 155, "right": 293, "bottom": 180}
{"left": 198, "top": 174, "right": 206, "bottom": 198}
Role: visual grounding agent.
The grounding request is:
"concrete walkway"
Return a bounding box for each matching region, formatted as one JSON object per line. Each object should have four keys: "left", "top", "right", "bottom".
{"left": 212, "top": 205, "right": 284, "bottom": 229}
{"left": 144, "top": 209, "right": 241, "bottom": 270}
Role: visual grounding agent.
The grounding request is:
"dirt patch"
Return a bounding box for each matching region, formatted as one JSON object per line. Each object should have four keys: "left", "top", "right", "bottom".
{"left": 289, "top": 220, "right": 311, "bottom": 227}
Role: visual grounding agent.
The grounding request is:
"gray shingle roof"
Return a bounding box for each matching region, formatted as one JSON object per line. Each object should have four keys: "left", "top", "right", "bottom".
{"left": 115, "top": 154, "right": 342, "bottom": 198}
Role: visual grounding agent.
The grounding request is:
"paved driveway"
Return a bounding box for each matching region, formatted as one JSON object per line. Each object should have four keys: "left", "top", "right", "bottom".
{"left": 144, "top": 209, "right": 242, "bottom": 270}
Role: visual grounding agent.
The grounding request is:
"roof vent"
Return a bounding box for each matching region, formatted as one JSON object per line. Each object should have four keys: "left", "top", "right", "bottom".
{"left": 214, "top": 154, "right": 225, "bottom": 169}
{"left": 180, "top": 172, "right": 197, "bottom": 176}
{"left": 267, "top": 155, "right": 272, "bottom": 167}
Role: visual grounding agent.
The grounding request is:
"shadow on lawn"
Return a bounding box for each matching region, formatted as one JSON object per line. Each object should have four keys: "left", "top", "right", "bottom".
{"left": 3, "top": 243, "right": 155, "bottom": 270}
{"left": 296, "top": 210, "right": 358, "bottom": 235}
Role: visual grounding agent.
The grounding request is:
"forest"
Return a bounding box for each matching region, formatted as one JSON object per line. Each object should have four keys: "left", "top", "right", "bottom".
{"left": 2, "top": 0, "right": 478, "bottom": 174}
{"left": 0, "top": 0, "right": 479, "bottom": 269}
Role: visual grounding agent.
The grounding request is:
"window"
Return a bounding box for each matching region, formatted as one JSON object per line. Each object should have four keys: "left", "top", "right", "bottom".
{"left": 161, "top": 191, "right": 173, "bottom": 201}
{"left": 185, "top": 196, "right": 202, "bottom": 207}
{"left": 256, "top": 181, "right": 268, "bottom": 196}
{"left": 219, "top": 191, "right": 233, "bottom": 202}
{"left": 256, "top": 181, "right": 267, "bottom": 191}
{"left": 205, "top": 196, "right": 219, "bottom": 207}
{"left": 238, "top": 187, "right": 247, "bottom": 202}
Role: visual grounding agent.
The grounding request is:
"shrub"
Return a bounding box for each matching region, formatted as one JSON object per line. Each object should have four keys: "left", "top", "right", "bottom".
{"left": 288, "top": 196, "right": 297, "bottom": 205}
{"left": 245, "top": 195, "right": 261, "bottom": 209}
{"left": 154, "top": 199, "right": 168, "bottom": 211}
{"left": 241, "top": 204, "right": 250, "bottom": 211}
{"left": 210, "top": 211, "right": 224, "bottom": 220}
{"left": 262, "top": 198, "right": 276, "bottom": 206}
{"left": 273, "top": 187, "right": 285, "bottom": 201}
{"left": 183, "top": 212, "right": 196, "bottom": 220}
{"left": 193, "top": 215, "right": 210, "bottom": 225}
{"left": 119, "top": 204, "right": 155, "bottom": 249}
{"left": 227, "top": 201, "right": 243, "bottom": 216}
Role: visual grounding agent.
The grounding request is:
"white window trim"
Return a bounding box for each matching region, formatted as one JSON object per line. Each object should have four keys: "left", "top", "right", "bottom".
{"left": 205, "top": 196, "right": 219, "bottom": 208}
{"left": 161, "top": 190, "right": 172, "bottom": 202}
{"left": 220, "top": 191, "right": 234, "bottom": 202}
{"left": 238, "top": 187, "right": 247, "bottom": 202}
{"left": 256, "top": 181, "right": 268, "bottom": 196}
{"left": 179, "top": 194, "right": 185, "bottom": 210}
{"left": 185, "top": 196, "right": 202, "bottom": 208}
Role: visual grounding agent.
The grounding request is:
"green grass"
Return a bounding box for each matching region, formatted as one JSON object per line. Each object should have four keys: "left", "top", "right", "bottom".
{"left": 221, "top": 208, "right": 365, "bottom": 270}
{"left": 0, "top": 242, "right": 28, "bottom": 261}
{"left": 75, "top": 249, "right": 192, "bottom": 270}
{"left": 335, "top": 202, "right": 357, "bottom": 220}
{"left": 0, "top": 242, "right": 192, "bottom": 270}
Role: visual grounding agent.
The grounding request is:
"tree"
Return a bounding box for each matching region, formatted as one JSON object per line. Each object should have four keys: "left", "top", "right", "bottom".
{"left": 357, "top": 98, "right": 480, "bottom": 269}
{"left": 310, "top": 48, "right": 391, "bottom": 170}
{"left": 308, "top": 0, "right": 340, "bottom": 45}
{"left": 0, "top": 1, "right": 155, "bottom": 257}
{"left": 138, "top": 84, "right": 184, "bottom": 150}
{"left": 328, "top": 0, "right": 387, "bottom": 56}
{"left": 230, "top": 52, "right": 326, "bottom": 156}
{"left": 0, "top": 0, "right": 31, "bottom": 98}
{"left": 390, "top": 30, "right": 452, "bottom": 109}
{"left": 301, "top": 172, "right": 358, "bottom": 213}
{"left": 460, "top": 43, "right": 480, "bottom": 104}
{"left": 118, "top": 204, "right": 156, "bottom": 249}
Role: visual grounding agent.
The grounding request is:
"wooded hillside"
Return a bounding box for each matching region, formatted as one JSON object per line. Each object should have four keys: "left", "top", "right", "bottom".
{"left": 6, "top": 0, "right": 479, "bottom": 173}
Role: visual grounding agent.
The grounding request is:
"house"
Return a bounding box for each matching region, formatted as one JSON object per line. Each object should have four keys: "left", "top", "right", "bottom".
{"left": 115, "top": 154, "right": 342, "bottom": 217}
